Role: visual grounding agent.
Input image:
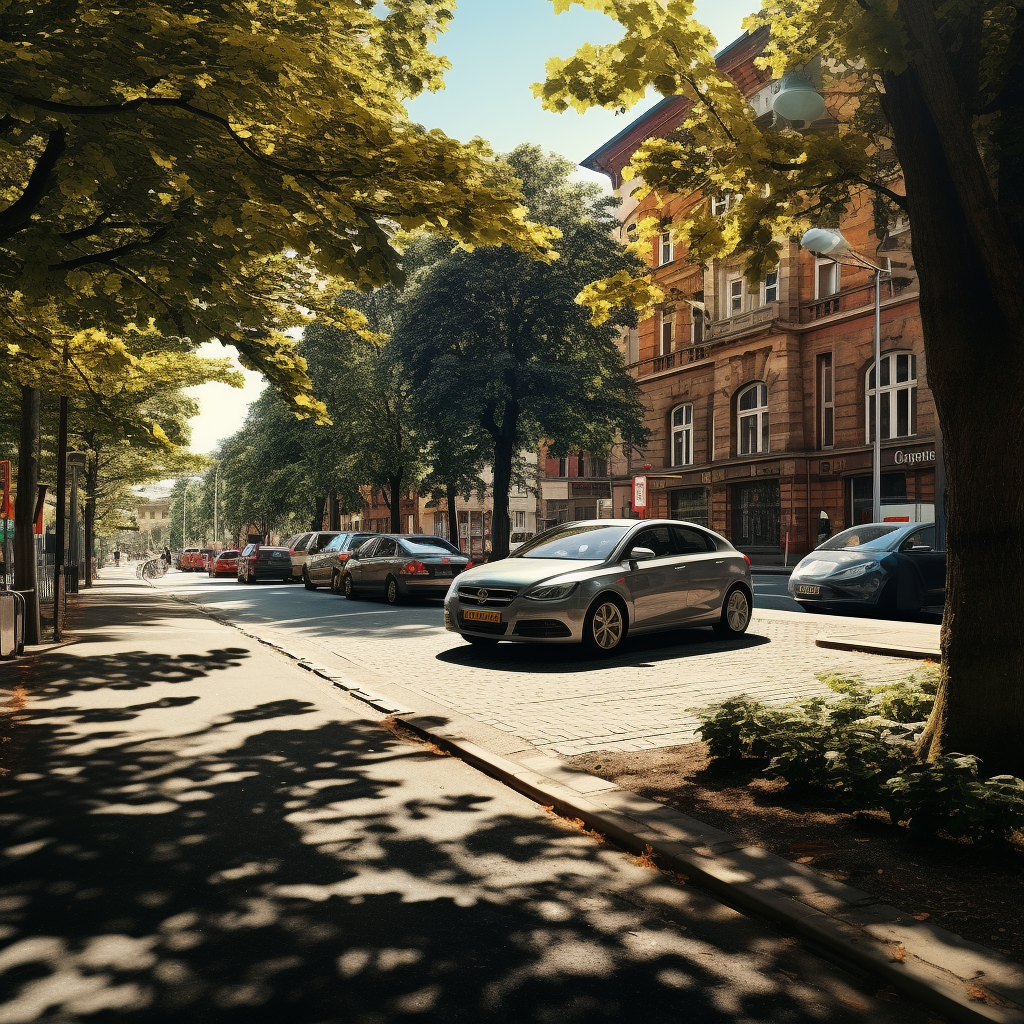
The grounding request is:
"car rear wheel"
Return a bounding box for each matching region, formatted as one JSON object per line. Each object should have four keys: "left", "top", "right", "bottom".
{"left": 385, "top": 575, "right": 402, "bottom": 605}
{"left": 303, "top": 567, "right": 317, "bottom": 591}
{"left": 343, "top": 573, "right": 357, "bottom": 600}
{"left": 714, "top": 586, "right": 751, "bottom": 637}
{"left": 583, "top": 596, "right": 627, "bottom": 655}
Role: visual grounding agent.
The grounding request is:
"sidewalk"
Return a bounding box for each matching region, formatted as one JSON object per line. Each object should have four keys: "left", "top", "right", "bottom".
{"left": 149, "top": 575, "right": 1019, "bottom": 1023}
{"left": 3, "top": 569, "right": 1017, "bottom": 1023}
{"left": 816, "top": 622, "right": 941, "bottom": 661}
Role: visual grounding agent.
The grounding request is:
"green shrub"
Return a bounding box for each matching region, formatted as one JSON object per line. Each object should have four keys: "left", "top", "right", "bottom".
{"left": 884, "top": 755, "right": 1024, "bottom": 841}
{"left": 690, "top": 668, "right": 1024, "bottom": 843}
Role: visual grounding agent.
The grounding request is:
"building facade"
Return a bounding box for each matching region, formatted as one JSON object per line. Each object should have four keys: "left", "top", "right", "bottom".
{"left": 579, "top": 31, "right": 936, "bottom": 561}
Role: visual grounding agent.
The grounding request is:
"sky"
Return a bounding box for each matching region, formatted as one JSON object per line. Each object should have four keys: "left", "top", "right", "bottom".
{"left": 184, "top": 0, "right": 754, "bottom": 455}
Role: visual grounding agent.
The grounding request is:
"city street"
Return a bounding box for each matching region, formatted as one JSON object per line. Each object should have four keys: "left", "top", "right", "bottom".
{"left": 0, "top": 569, "right": 938, "bottom": 1023}
{"left": 155, "top": 570, "right": 931, "bottom": 757}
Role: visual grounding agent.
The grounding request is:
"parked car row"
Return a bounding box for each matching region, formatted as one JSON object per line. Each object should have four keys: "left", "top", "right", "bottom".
{"left": 177, "top": 547, "right": 217, "bottom": 572}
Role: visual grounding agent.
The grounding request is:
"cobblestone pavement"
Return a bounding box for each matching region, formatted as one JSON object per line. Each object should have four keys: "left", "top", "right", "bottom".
{"left": 158, "top": 574, "right": 928, "bottom": 757}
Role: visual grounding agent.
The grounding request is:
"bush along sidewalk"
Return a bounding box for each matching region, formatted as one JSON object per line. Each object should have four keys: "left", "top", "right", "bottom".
{"left": 690, "top": 667, "right": 1024, "bottom": 845}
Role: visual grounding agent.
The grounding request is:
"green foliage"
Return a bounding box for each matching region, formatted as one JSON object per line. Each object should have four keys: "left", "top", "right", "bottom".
{"left": 884, "top": 756, "right": 1024, "bottom": 842}
{"left": 691, "top": 667, "right": 1024, "bottom": 841}
{"left": 1, "top": 0, "right": 556, "bottom": 417}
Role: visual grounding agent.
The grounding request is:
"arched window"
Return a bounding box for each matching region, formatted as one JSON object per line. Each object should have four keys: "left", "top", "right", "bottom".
{"left": 866, "top": 352, "right": 918, "bottom": 442}
{"left": 671, "top": 404, "right": 693, "bottom": 466}
{"left": 737, "top": 383, "right": 769, "bottom": 455}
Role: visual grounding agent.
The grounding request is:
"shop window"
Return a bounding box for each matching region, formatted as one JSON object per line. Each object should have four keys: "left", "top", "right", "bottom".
{"left": 732, "top": 480, "right": 781, "bottom": 548}
{"left": 657, "top": 231, "right": 674, "bottom": 266}
{"left": 670, "top": 487, "right": 709, "bottom": 527}
{"left": 671, "top": 404, "right": 694, "bottom": 467}
{"left": 660, "top": 311, "right": 674, "bottom": 355}
{"left": 817, "top": 352, "right": 834, "bottom": 449}
{"left": 737, "top": 383, "right": 770, "bottom": 455}
{"left": 866, "top": 352, "right": 918, "bottom": 442}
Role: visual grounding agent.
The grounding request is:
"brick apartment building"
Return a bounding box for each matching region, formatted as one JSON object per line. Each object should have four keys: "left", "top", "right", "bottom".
{"left": 562, "top": 29, "right": 937, "bottom": 561}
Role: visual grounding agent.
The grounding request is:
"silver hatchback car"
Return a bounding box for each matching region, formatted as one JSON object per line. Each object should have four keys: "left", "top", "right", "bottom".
{"left": 444, "top": 519, "right": 753, "bottom": 654}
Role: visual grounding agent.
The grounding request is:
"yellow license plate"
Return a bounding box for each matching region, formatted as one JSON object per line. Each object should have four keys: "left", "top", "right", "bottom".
{"left": 463, "top": 609, "right": 501, "bottom": 624}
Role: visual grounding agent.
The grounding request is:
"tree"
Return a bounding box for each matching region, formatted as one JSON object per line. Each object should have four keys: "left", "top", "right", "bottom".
{"left": 537, "top": 0, "right": 1024, "bottom": 774}
{"left": 1, "top": 1, "right": 556, "bottom": 417}
{"left": 396, "top": 146, "right": 649, "bottom": 559}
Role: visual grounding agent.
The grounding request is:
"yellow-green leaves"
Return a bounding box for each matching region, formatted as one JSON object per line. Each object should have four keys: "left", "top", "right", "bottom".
{"left": 1, "top": 0, "right": 556, "bottom": 417}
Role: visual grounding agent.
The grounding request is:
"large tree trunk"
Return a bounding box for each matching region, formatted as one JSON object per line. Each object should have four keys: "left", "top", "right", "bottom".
{"left": 13, "top": 386, "right": 40, "bottom": 645}
{"left": 446, "top": 483, "right": 459, "bottom": 552}
{"left": 488, "top": 400, "right": 519, "bottom": 561}
{"left": 883, "top": 65, "right": 1024, "bottom": 775}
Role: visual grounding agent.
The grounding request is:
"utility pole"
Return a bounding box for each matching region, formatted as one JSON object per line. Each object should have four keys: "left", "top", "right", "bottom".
{"left": 53, "top": 396, "right": 68, "bottom": 641}
{"left": 213, "top": 464, "right": 219, "bottom": 546}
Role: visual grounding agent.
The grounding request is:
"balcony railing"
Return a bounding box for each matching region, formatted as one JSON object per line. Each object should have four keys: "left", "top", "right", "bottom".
{"left": 628, "top": 345, "right": 710, "bottom": 379}
{"left": 707, "top": 302, "right": 779, "bottom": 341}
{"left": 800, "top": 275, "right": 917, "bottom": 323}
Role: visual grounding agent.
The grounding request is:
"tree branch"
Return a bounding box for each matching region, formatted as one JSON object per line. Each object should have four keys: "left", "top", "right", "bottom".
{"left": 50, "top": 220, "right": 176, "bottom": 271}
{"left": 0, "top": 127, "right": 67, "bottom": 241}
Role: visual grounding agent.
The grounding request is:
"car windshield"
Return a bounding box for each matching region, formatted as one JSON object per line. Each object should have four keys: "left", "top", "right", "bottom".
{"left": 818, "top": 524, "right": 904, "bottom": 551}
{"left": 402, "top": 538, "right": 461, "bottom": 555}
{"left": 515, "top": 524, "right": 630, "bottom": 560}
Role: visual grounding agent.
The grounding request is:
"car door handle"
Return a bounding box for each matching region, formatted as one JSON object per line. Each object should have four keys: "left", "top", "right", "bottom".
{"left": 674, "top": 565, "right": 688, "bottom": 571}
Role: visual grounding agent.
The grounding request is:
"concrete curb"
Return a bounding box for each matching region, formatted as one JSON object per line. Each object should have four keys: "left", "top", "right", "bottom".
{"left": 396, "top": 715, "right": 1024, "bottom": 1024}
{"left": 816, "top": 635, "right": 942, "bottom": 661}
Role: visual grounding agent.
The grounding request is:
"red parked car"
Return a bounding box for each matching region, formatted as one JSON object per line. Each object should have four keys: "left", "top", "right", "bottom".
{"left": 208, "top": 550, "right": 240, "bottom": 578}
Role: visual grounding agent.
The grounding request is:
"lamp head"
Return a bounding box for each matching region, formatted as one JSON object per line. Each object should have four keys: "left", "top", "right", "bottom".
{"left": 772, "top": 72, "right": 827, "bottom": 123}
{"left": 800, "top": 228, "right": 850, "bottom": 257}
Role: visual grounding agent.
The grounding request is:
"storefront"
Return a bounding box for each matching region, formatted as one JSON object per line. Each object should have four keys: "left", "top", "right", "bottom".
{"left": 730, "top": 479, "right": 781, "bottom": 549}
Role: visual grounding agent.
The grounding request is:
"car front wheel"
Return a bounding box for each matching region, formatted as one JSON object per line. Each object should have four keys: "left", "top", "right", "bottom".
{"left": 583, "top": 596, "right": 627, "bottom": 655}
{"left": 714, "top": 586, "right": 751, "bottom": 637}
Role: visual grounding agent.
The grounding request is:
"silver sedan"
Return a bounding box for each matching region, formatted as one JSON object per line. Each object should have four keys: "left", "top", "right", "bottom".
{"left": 443, "top": 519, "right": 753, "bottom": 654}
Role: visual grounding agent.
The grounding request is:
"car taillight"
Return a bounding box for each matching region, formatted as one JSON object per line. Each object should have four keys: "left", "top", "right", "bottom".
{"left": 743, "top": 554, "right": 751, "bottom": 566}
{"left": 289, "top": 549, "right": 296, "bottom": 555}
{"left": 336, "top": 552, "right": 351, "bottom": 563}
{"left": 399, "top": 561, "right": 428, "bottom": 575}
{"left": 465, "top": 561, "right": 473, "bottom": 570}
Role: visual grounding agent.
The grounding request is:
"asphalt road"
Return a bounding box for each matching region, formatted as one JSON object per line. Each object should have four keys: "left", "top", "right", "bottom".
{"left": 751, "top": 572, "right": 801, "bottom": 612}
{"left": 0, "top": 568, "right": 935, "bottom": 1023}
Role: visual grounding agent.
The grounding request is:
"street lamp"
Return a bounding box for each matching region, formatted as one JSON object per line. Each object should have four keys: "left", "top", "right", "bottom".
{"left": 772, "top": 72, "right": 826, "bottom": 123}
{"left": 799, "top": 227, "right": 889, "bottom": 524}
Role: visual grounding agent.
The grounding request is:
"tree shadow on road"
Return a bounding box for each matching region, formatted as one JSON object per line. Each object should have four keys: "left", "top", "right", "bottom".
{"left": 0, "top": 645, "right": 924, "bottom": 1024}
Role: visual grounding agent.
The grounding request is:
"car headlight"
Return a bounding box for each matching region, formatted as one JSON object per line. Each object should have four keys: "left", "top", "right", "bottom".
{"left": 829, "top": 560, "right": 880, "bottom": 581}
{"left": 524, "top": 582, "right": 578, "bottom": 601}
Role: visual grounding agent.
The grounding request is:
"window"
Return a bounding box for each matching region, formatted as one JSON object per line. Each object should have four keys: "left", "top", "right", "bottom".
{"left": 866, "top": 352, "right": 918, "bottom": 442}
{"left": 587, "top": 456, "right": 608, "bottom": 477}
{"left": 375, "top": 538, "right": 398, "bottom": 558}
{"left": 727, "top": 276, "right": 745, "bottom": 316}
{"left": 691, "top": 306, "right": 706, "bottom": 345}
{"left": 817, "top": 353, "right": 834, "bottom": 448}
{"left": 816, "top": 259, "right": 840, "bottom": 298}
{"left": 660, "top": 311, "right": 674, "bottom": 355}
{"left": 671, "top": 404, "right": 694, "bottom": 467}
{"left": 737, "top": 383, "right": 770, "bottom": 455}
{"left": 658, "top": 231, "right": 674, "bottom": 266}
{"left": 513, "top": 510, "right": 526, "bottom": 530}
{"left": 712, "top": 193, "right": 738, "bottom": 216}
{"left": 763, "top": 268, "right": 779, "bottom": 304}
{"left": 407, "top": 514, "right": 415, "bottom": 533}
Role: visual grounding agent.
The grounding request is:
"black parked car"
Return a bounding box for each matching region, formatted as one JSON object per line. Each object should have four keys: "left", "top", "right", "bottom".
{"left": 788, "top": 522, "right": 945, "bottom": 616}
{"left": 236, "top": 543, "right": 293, "bottom": 584}
{"left": 342, "top": 535, "right": 471, "bottom": 604}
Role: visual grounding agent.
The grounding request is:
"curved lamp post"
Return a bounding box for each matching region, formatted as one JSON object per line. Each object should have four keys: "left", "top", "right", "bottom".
{"left": 800, "top": 228, "right": 889, "bottom": 525}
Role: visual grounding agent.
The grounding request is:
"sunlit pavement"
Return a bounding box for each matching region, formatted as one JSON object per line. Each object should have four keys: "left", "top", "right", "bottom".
{"left": 154, "top": 570, "right": 933, "bottom": 757}
{"left": 0, "top": 567, "right": 935, "bottom": 1023}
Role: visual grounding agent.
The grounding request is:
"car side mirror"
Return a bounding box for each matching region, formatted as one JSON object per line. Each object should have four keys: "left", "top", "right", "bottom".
{"left": 627, "top": 546, "right": 656, "bottom": 569}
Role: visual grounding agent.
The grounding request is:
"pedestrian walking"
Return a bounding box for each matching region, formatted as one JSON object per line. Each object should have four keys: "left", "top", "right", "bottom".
{"left": 113, "top": 549, "right": 120, "bottom": 565}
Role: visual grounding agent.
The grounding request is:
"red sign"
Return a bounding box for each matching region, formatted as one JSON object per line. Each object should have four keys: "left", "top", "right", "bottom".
{"left": 0, "top": 461, "right": 11, "bottom": 519}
